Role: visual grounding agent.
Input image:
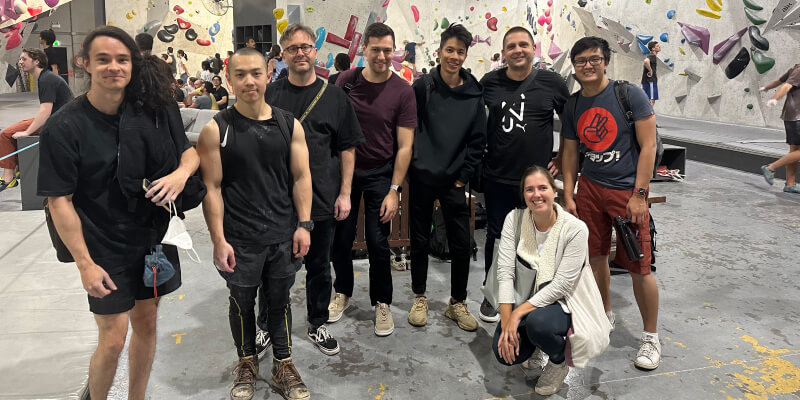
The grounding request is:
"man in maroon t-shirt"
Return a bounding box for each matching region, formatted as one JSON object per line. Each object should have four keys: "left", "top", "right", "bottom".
{"left": 330, "top": 22, "right": 417, "bottom": 337}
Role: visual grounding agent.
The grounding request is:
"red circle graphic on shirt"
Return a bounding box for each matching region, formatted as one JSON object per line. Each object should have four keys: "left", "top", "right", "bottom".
{"left": 576, "top": 107, "right": 618, "bottom": 152}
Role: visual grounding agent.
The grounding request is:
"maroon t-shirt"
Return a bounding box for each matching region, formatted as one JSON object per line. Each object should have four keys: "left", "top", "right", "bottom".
{"left": 336, "top": 68, "right": 417, "bottom": 170}
{"left": 779, "top": 64, "right": 800, "bottom": 121}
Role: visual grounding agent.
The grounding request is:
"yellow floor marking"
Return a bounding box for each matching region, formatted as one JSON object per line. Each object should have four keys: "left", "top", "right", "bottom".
{"left": 673, "top": 341, "right": 687, "bottom": 348}
{"left": 711, "top": 335, "right": 800, "bottom": 399}
{"left": 172, "top": 333, "right": 186, "bottom": 344}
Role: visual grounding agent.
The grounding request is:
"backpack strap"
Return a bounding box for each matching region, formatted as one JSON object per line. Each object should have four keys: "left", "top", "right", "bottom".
{"left": 343, "top": 67, "right": 365, "bottom": 94}
{"left": 213, "top": 108, "right": 235, "bottom": 146}
{"left": 514, "top": 208, "right": 525, "bottom": 248}
{"left": 613, "top": 80, "right": 635, "bottom": 127}
{"left": 270, "top": 106, "right": 293, "bottom": 148}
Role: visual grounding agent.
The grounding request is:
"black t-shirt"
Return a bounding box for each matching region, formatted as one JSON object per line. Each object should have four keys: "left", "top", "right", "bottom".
{"left": 43, "top": 46, "right": 68, "bottom": 79}
{"left": 37, "top": 96, "right": 181, "bottom": 269}
{"left": 218, "top": 107, "right": 298, "bottom": 245}
{"left": 38, "top": 69, "right": 73, "bottom": 113}
{"left": 480, "top": 68, "right": 569, "bottom": 185}
{"left": 265, "top": 78, "right": 365, "bottom": 220}
{"left": 211, "top": 86, "right": 229, "bottom": 108}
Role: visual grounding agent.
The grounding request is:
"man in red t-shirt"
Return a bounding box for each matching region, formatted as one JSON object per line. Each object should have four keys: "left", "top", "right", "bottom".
{"left": 760, "top": 64, "right": 800, "bottom": 193}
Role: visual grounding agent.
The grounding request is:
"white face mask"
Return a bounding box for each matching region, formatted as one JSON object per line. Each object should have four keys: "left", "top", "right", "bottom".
{"left": 162, "top": 201, "right": 201, "bottom": 263}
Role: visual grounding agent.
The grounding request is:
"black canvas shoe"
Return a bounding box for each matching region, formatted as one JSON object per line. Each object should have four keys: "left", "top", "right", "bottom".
{"left": 307, "top": 324, "right": 340, "bottom": 356}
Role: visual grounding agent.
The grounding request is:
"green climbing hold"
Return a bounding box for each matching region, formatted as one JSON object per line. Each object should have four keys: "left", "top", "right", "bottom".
{"left": 744, "top": 87, "right": 751, "bottom": 92}
{"left": 434, "top": 20, "right": 438, "bottom": 30}
{"left": 441, "top": 17, "right": 450, "bottom": 29}
{"left": 743, "top": 0, "right": 763, "bottom": 11}
{"left": 747, "top": 104, "right": 754, "bottom": 109}
{"left": 751, "top": 48, "right": 775, "bottom": 74}
{"left": 744, "top": 8, "right": 766, "bottom": 25}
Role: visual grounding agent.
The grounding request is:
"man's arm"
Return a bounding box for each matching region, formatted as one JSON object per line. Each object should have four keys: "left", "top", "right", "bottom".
{"left": 561, "top": 138, "right": 579, "bottom": 216}
{"left": 760, "top": 79, "right": 784, "bottom": 92}
{"left": 643, "top": 58, "right": 652, "bottom": 76}
{"left": 289, "top": 118, "right": 312, "bottom": 257}
{"left": 628, "top": 114, "right": 657, "bottom": 224}
{"left": 381, "top": 126, "right": 413, "bottom": 223}
{"left": 767, "top": 83, "right": 794, "bottom": 106}
{"left": 217, "top": 95, "right": 228, "bottom": 107}
{"left": 146, "top": 147, "right": 200, "bottom": 206}
{"left": 50, "top": 64, "right": 59, "bottom": 75}
{"left": 198, "top": 119, "right": 236, "bottom": 272}
{"left": 12, "top": 102, "right": 53, "bottom": 138}
{"left": 458, "top": 104, "right": 487, "bottom": 186}
{"left": 334, "top": 147, "right": 356, "bottom": 220}
{"left": 49, "top": 195, "right": 118, "bottom": 297}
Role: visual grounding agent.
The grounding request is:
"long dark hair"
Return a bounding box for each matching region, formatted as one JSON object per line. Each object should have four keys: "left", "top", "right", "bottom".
{"left": 135, "top": 55, "right": 176, "bottom": 112}
{"left": 80, "top": 26, "right": 143, "bottom": 110}
{"left": 266, "top": 44, "right": 281, "bottom": 61}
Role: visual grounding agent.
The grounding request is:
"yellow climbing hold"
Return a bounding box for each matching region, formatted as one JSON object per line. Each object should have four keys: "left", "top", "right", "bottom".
{"left": 125, "top": 12, "right": 134, "bottom": 19}
{"left": 273, "top": 8, "right": 284, "bottom": 19}
{"left": 706, "top": 0, "right": 722, "bottom": 11}
{"left": 132, "top": 10, "right": 137, "bottom": 15}
{"left": 696, "top": 8, "right": 721, "bottom": 18}
{"left": 306, "top": 7, "right": 314, "bottom": 12}
{"left": 502, "top": 6, "right": 507, "bottom": 11}
{"left": 277, "top": 19, "right": 288, "bottom": 33}
{"left": 607, "top": 1, "right": 612, "bottom": 5}
{"left": 679, "top": 47, "right": 686, "bottom": 55}
{"left": 188, "top": 13, "right": 193, "bottom": 17}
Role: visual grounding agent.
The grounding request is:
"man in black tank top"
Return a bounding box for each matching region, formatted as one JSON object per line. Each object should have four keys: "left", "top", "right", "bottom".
{"left": 198, "top": 48, "right": 313, "bottom": 400}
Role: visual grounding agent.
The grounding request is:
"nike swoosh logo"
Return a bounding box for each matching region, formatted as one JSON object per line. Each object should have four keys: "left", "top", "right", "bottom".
{"left": 221, "top": 125, "right": 229, "bottom": 148}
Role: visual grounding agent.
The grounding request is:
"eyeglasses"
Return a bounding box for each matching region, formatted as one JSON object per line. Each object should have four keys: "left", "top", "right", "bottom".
{"left": 573, "top": 56, "right": 605, "bottom": 67}
{"left": 284, "top": 44, "right": 315, "bottom": 55}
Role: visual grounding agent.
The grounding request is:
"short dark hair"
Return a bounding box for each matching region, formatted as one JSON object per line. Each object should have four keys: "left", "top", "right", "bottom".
{"left": 167, "top": 46, "right": 174, "bottom": 53}
{"left": 334, "top": 53, "right": 350, "bottom": 71}
{"left": 176, "top": 79, "right": 184, "bottom": 85}
{"left": 570, "top": 36, "right": 611, "bottom": 63}
{"left": 647, "top": 41, "right": 658, "bottom": 51}
{"left": 229, "top": 47, "right": 267, "bottom": 70}
{"left": 246, "top": 37, "right": 255, "bottom": 43}
{"left": 440, "top": 23, "right": 472, "bottom": 51}
{"left": 203, "top": 81, "right": 214, "bottom": 93}
{"left": 135, "top": 33, "right": 153, "bottom": 51}
{"left": 362, "top": 23, "right": 395, "bottom": 47}
{"left": 212, "top": 75, "right": 222, "bottom": 82}
{"left": 519, "top": 165, "right": 556, "bottom": 204}
{"left": 22, "top": 48, "right": 48, "bottom": 68}
{"left": 279, "top": 23, "right": 317, "bottom": 46}
{"left": 189, "top": 77, "right": 197, "bottom": 84}
{"left": 201, "top": 60, "right": 211, "bottom": 71}
{"left": 215, "top": 53, "right": 221, "bottom": 58}
{"left": 502, "top": 26, "right": 534, "bottom": 49}
{"left": 39, "top": 29, "right": 56, "bottom": 46}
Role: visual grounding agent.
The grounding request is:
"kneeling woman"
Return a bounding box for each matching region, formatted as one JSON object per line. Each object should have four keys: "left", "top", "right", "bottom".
{"left": 492, "top": 165, "right": 590, "bottom": 396}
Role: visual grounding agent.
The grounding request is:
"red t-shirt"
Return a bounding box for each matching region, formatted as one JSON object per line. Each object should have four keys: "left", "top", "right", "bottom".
{"left": 335, "top": 68, "right": 417, "bottom": 170}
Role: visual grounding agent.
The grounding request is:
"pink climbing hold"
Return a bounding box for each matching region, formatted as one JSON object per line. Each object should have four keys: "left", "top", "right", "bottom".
{"left": 545, "top": 9, "right": 550, "bottom": 17}
{"left": 487, "top": 17, "right": 498, "bottom": 31}
{"left": 44, "top": 0, "right": 59, "bottom": 6}
{"left": 547, "top": 0, "right": 553, "bottom": 6}
{"left": 177, "top": 18, "right": 191, "bottom": 30}
{"left": 173, "top": 5, "right": 184, "bottom": 14}
{"left": 5, "top": 30, "right": 21, "bottom": 50}
{"left": 538, "top": 15, "right": 546, "bottom": 26}
{"left": 411, "top": 6, "right": 419, "bottom": 23}
{"left": 548, "top": 41, "right": 563, "bottom": 59}
{"left": 382, "top": 0, "right": 390, "bottom": 7}
{"left": 547, "top": 24, "right": 553, "bottom": 32}
{"left": 546, "top": 16, "right": 552, "bottom": 24}
{"left": 345, "top": 15, "right": 358, "bottom": 40}
{"left": 470, "top": 6, "right": 474, "bottom": 11}
{"left": 535, "top": 40, "right": 542, "bottom": 58}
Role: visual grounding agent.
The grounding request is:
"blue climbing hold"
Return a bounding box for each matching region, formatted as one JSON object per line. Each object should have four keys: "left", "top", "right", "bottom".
{"left": 664, "top": 58, "right": 670, "bottom": 63}
{"left": 326, "top": 52, "right": 334, "bottom": 68}
{"left": 667, "top": 10, "right": 676, "bottom": 19}
{"left": 315, "top": 27, "right": 326, "bottom": 50}
{"left": 669, "top": 63, "right": 674, "bottom": 67}
{"left": 660, "top": 33, "right": 668, "bottom": 42}
{"left": 626, "top": 26, "right": 632, "bottom": 30}
{"left": 681, "top": 38, "right": 686, "bottom": 44}
{"left": 357, "top": 57, "right": 364, "bottom": 67}
{"left": 637, "top": 34, "right": 655, "bottom": 54}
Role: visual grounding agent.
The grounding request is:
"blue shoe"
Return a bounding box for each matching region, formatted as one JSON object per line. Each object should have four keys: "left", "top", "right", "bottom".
{"left": 784, "top": 184, "right": 800, "bottom": 194}
{"left": 761, "top": 165, "right": 775, "bottom": 185}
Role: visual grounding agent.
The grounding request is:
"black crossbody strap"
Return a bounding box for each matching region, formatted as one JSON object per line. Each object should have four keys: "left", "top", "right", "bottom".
{"left": 299, "top": 80, "right": 328, "bottom": 123}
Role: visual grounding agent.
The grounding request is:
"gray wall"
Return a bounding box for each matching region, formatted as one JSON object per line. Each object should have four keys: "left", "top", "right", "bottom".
{"left": 233, "top": 0, "right": 276, "bottom": 32}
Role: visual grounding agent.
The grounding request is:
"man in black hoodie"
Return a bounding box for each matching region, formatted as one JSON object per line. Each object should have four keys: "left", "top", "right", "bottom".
{"left": 407, "top": 24, "right": 486, "bottom": 331}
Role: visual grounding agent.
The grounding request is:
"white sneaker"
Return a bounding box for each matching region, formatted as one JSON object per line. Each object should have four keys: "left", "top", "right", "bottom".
{"left": 327, "top": 293, "right": 350, "bottom": 323}
{"left": 534, "top": 360, "right": 570, "bottom": 396}
{"left": 607, "top": 311, "right": 616, "bottom": 332}
{"left": 634, "top": 337, "right": 662, "bottom": 370}
{"left": 374, "top": 303, "right": 394, "bottom": 336}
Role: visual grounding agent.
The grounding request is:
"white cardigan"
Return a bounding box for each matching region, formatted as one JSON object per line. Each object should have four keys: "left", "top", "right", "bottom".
{"left": 495, "top": 203, "right": 590, "bottom": 312}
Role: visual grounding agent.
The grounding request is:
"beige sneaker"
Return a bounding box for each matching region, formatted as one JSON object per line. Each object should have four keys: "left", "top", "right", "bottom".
{"left": 327, "top": 292, "right": 350, "bottom": 323}
{"left": 270, "top": 357, "right": 310, "bottom": 400}
{"left": 374, "top": 302, "right": 394, "bottom": 336}
{"left": 534, "top": 360, "right": 569, "bottom": 396}
{"left": 407, "top": 296, "right": 428, "bottom": 327}
{"left": 444, "top": 301, "right": 479, "bottom": 331}
{"left": 231, "top": 356, "right": 258, "bottom": 400}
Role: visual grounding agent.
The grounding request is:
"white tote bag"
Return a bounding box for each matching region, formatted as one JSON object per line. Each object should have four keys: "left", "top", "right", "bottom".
{"left": 564, "top": 263, "right": 613, "bottom": 368}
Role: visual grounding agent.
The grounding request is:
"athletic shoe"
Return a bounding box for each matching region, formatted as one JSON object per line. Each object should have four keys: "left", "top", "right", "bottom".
{"left": 407, "top": 296, "right": 428, "bottom": 327}
{"left": 534, "top": 360, "right": 570, "bottom": 396}
{"left": 374, "top": 302, "right": 394, "bottom": 336}
{"left": 761, "top": 165, "right": 775, "bottom": 185}
{"left": 634, "top": 337, "right": 662, "bottom": 370}
{"left": 270, "top": 357, "right": 310, "bottom": 400}
{"left": 0, "top": 177, "right": 18, "bottom": 193}
{"left": 255, "top": 329, "right": 271, "bottom": 360}
{"left": 445, "top": 301, "right": 479, "bottom": 331}
{"left": 784, "top": 184, "right": 800, "bottom": 194}
{"left": 307, "top": 324, "right": 340, "bottom": 356}
{"left": 479, "top": 297, "right": 500, "bottom": 323}
{"left": 231, "top": 356, "right": 259, "bottom": 400}
{"left": 327, "top": 293, "right": 350, "bottom": 323}
{"left": 522, "top": 348, "right": 546, "bottom": 370}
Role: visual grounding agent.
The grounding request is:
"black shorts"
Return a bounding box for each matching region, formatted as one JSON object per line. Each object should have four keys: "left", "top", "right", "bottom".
{"left": 785, "top": 120, "right": 800, "bottom": 145}
{"left": 218, "top": 240, "right": 301, "bottom": 287}
{"left": 88, "top": 245, "right": 182, "bottom": 315}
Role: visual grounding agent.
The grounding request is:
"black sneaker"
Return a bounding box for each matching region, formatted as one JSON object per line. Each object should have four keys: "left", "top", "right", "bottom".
{"left": 0, "top": 177, "right": 18, "bottom": 193}
{"left": 479, "top": 297, "right": 500, "bottom": 323}
{"left": 256, "top": 329, "right": 271, "bottom": 360}
{"left": 307, "top": 324, "right": 340, "bottom": 356}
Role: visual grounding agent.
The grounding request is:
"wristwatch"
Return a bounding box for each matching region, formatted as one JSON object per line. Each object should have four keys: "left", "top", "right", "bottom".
{"left": 634, "top": 187, "right": 648, "bottom": 197}
{"left": 298, "top": 220, "right": 314, "bottom": 232}
{"left": 390, "top": 184, "right": 402, "bottom": 193}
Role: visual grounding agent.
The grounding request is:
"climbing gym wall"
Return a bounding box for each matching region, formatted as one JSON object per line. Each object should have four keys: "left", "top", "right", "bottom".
{"left": 105, "top": 0, "right": 233, "bottom": 76}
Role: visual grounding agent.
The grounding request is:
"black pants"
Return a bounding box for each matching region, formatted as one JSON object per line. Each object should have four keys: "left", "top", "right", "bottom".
{"left": 258, "top": 219, "right": 336, "bottom": 329}
{"left": 409, "top": 177, "right": 471, "bottom": 301}
{"left": 483, "top": 179, "right": 523, "bottom": 284}
{"left": 229, "top": 275, "right": 294, "bottom": 360}
{"left": 331, "top": 165, "right": 393, "bottom": 306}
{"left": 491, "top": 303, "right": 571, "bottom": 366}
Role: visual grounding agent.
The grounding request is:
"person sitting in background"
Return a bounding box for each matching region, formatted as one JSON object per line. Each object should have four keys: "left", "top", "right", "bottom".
{"left": 210, "top": 75, "right": 228, "bottom": 109}
{"left": 189, "top": 81, "right": 218, "bottom": 110}
{"left": 328, "top": 53, "right": 350, "bottom": 85}
{"left": 200, "top": 60, "right": 215, "bottom": 82}
{"left": 492, "top": 166, "right": 590, "bottom": 396}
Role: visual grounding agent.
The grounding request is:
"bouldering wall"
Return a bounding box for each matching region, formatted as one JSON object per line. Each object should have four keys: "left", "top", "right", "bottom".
{"left": 105, "top": 0, "right": 233, "bottom": 77}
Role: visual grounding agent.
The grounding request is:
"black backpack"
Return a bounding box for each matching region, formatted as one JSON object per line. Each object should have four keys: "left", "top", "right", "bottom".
{"left": 428, "top": 206, "right": 479, "bottom": 261}
{"left": 566, "top": 80, "right": 664, "bottom": 175}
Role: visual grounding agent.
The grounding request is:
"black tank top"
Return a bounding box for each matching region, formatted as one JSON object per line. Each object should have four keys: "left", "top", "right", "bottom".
{"left": 215, "top": 106, "right": 296, "bottom": 245}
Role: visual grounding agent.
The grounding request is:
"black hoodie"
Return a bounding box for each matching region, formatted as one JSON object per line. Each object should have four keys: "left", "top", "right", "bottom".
{"left": 410, "top": 66, "right": 487, "bottom": 186}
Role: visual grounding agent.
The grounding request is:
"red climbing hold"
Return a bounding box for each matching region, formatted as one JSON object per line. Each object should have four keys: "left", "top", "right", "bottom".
{"left": 173, "top": 5, "right": 184, "bottom": 14}
{"left": 177, "top": 18, "right": 191, "bottom": 30}
{"left": 196, "top": 39, "right": 211, "bottom": 46}
{"left": 487, "top": 17, "right": 498, "bottom": 31}
{"left": 28, "top": 7, "right": 43, "bottom": 16}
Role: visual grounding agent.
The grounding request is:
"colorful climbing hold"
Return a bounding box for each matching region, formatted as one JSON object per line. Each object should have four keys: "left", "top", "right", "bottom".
{"left": 748, "top": 26, "right": 769, "bottom": 50}
{"left": 538, "top": 15, "right": 546, "bottom": 26}
{"left": 277, "top": 20, "right": 288, "bottom": 33}
{"left": 196, "top": 39, "right": 211, "bottom": 46}
{"left": 743, "top": 0, "right": 763, "bottom": 10}
{"left": 696, "top": 9, "right": 721, "bottom": 18}
{"left": 273, "top": 8, "right": 284, "bottom": 19}
{"left": 485, "top": 12, "right": 491, "bottom": 19}
{"left": 173, "top": 5, "right": 184, "bottom": 14}
{"left": 660, "top": 33, "right": 668, "bottom": 42}
{"left": 185, "top": 29, "right": 198, "bottom": 41}
{"left": 306, "top": 7, "right": 313, "bottom": 12}
{"left": 163, "top": 24, "right": 179, "bottom": 34}
{"left": 411, "top": 5, "right": 420, "bottom": 23}
{"left": 744, "top": 8, "right": 766, "bottom": 24}
{"left": 712, "top": 27, "right": 746, "bottom": 64}
{"left": 724, "top": 47, "right": 750, "bottom": 79}
{"left": 706, "top": 0, "right": 722, "bottom": 11}
{"left": 44, "top": 0, "right": 59, "bottom": 6}
{"left": 667, "top": 9, "right": 676, "bottom": 19}
{"left": 747, "top": 104, "right": 754, "bottom": 109}
{"left": 177, "top": 18, "right": 191, "bottom": 30}
{"left": 744, "top": 87, "right": 751, "bottom": 92}
{"left": 679, "top": 47, "right": 686, "bottom": 55}
{"left": 751, "top": 48, "right": 775, "bottom": 73}
{"left": 487, "top": 17, "right": 498, "bottom": 31}
{"left": 433, "top": 20, "right": 438, "bottom": 30}
{"left": 314, "top": 27, "right": 326, "bottom": 49}
{"left": 441, "top": 17, "right": 450, "bottom": 29}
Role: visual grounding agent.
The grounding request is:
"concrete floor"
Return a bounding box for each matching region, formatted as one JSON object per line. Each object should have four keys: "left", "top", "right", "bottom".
{"left": 2, "top": 94, "right": 800, "bottom": 399}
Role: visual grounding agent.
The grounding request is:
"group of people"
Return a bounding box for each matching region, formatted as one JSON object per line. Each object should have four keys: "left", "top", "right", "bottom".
{"left": 10, "top": 15, "right": 795, "bottom": 400}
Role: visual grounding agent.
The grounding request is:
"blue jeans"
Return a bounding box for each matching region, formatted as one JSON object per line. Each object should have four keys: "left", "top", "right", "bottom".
{"left": 492, "top": 303, "right": 571, "bottom": 366}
